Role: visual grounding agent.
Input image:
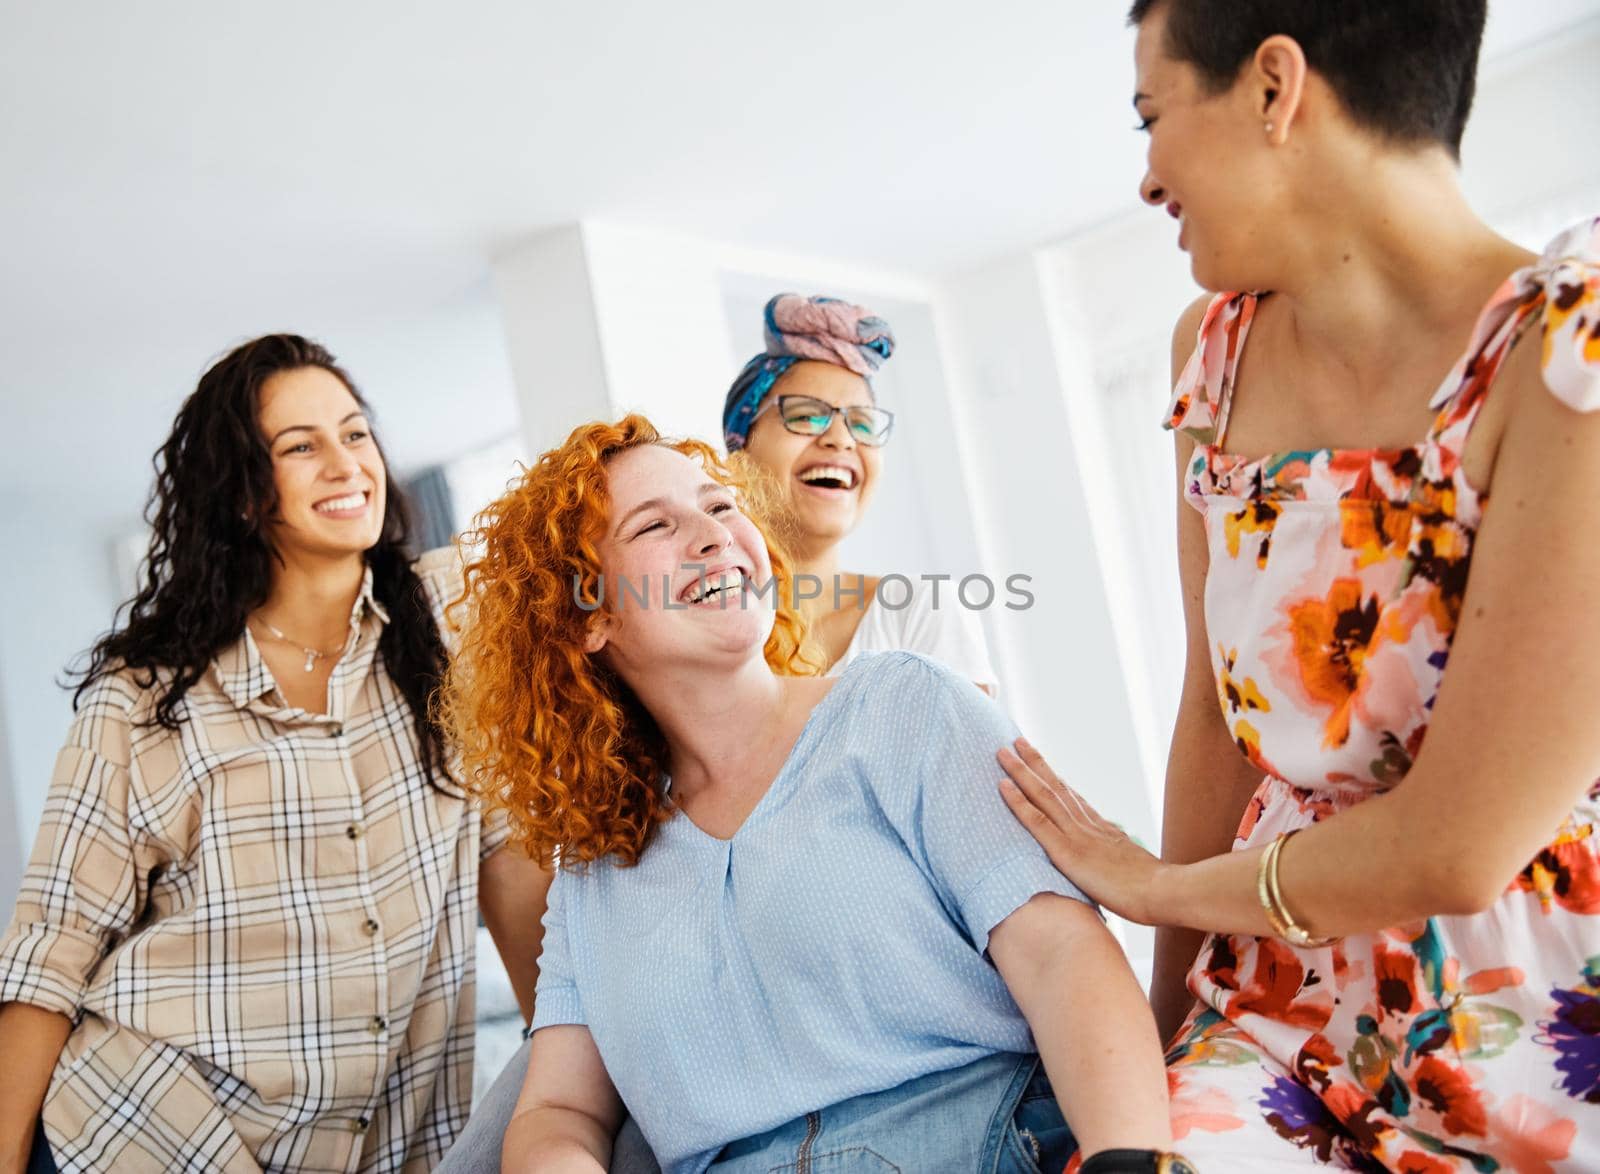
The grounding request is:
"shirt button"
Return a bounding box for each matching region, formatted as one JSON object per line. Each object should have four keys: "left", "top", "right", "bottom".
{"left": 369, "top": 1015, "right": 387, "bottom": 1035}
{"left": 351, "top": 1116, "right": 370, "bottom": 1134}
{"left": 329, "top": 724, "right": 344, "bottom": 737}
{"left": 346, "top": 824, "right": 364, "bottom": 841}
{"left": 363, "top": 918, "right": 380, "bottom": 936}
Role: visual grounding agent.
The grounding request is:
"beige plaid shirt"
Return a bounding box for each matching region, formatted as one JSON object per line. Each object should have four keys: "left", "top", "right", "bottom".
{"left": 0, "top": 551, "right": 511, "bottom": 1173}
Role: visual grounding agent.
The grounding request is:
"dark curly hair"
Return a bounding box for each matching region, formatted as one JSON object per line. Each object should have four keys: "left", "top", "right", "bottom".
{"left": 71, "top": 334, "right": 450, "bottom": 781}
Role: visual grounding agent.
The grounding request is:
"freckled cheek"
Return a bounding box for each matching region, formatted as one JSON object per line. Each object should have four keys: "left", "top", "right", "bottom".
{"left": 731, "top": 519, "right": 772, "bottom": 578}
{"left": 605, "top": 552, "right": 648, "bottom": 589}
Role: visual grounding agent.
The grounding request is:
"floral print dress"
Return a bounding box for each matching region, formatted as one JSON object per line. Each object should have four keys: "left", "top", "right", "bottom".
{"left": 1162, "top": 219, "right": 1600, "bottom": 1173}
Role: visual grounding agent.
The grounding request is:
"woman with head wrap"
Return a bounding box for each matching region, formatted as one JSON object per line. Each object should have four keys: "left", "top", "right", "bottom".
{"left": 723, "top": 294, "right": 997, "bottom": 694}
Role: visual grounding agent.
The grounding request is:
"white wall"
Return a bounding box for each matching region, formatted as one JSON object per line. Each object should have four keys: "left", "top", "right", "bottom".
{"left": 933, "top": 254, "right": 1154, "bottom": 841}
{"left": 0, "top": 628, "right": 23, "bottom": 921}
{"left": 490, "top": 226, "right": 615, "bottom": 457}
{"left": 1035, "top": 216, "right": 1199, "bottom": 817}
{"left": 0, "top": 498, "right": 128, "bottom": 921}
{"left": 1463, "top": 22, "right": 1600, "bottom": 228}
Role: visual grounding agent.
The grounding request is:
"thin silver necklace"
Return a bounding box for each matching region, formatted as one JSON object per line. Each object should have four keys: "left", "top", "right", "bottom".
{"left": 254, "top": 618, "right": 341, "bottom": 673}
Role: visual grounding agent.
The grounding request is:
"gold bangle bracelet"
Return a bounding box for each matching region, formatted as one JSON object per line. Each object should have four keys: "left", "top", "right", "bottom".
{"left": 1256, "top": 834, "right": 1293, "bottom": 941}
{"left": 1248, "top": 838, "right": 1286, "bottom": 940}
{"left": 1263, "top": 829, "right": 1333, "bottom": 948}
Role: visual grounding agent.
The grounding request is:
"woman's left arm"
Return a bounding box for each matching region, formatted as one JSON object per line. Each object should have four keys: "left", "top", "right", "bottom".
{"left": 479, "top": 850, "right": 554, "bottom": 1022}
{"left": 1003, "top": 338, "right": 1600, "bottom": 940}
{"left": 989, "top": 895, "right": 1171, "bottom": 1157}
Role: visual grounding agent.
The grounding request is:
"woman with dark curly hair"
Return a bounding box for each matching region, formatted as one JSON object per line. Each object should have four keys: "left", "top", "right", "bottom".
{"left": 0, "top": 335, "right": 546, "bottom": 1174}
{"left": 437, "top": 415, "right": 1188, "bottom": 1174}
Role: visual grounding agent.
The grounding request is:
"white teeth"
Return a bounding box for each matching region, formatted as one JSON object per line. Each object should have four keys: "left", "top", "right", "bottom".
{"left": 798, "top": 465, "right": 857, "bottom": 489}
{"left": 316, "top": 493, "right": 366, "bottom": 513}
{"left": 686, "top": 571, "right": 744, "bottom": 604}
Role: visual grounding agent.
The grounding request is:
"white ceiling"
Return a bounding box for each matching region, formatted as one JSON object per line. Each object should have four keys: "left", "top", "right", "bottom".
{"left": 3, "top": 0, "right": 1598, "bottom": 508}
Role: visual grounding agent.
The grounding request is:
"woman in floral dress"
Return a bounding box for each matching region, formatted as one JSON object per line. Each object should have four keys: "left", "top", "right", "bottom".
{"left": 999, "top": 1, "right": 1600, "bottom": 1169}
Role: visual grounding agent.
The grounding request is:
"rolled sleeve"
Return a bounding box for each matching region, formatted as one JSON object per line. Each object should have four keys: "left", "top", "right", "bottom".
{"left": 957, "top": 853, "right": 1094, "bottom": 956}
{"left": 0, "top": 921, "right": 104, "bottom": 1017}
{"left": 529, "top": 869, "right": 586, "bottom": 1032}
{"left": 530, "top": 984, "right": 586, "bottom": 1031}
{"left": 0, "top": 720, "right": 145, "bottom": 1017}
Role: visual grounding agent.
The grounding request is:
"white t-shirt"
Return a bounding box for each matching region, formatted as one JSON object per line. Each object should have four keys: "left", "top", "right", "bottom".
{"left": 825, "top": 574, "right": 999, "bottom": 694}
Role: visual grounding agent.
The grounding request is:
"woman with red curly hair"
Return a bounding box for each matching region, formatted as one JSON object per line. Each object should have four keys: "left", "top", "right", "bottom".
{"left": 437, "top": 415, "right": 1188, "bottom": 1174}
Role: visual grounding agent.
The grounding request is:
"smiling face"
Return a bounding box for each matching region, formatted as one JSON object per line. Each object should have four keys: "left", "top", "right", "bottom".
{"left": 739, "top": 360, "right": 883, "bottom": 555}
{"left": 257, "top": 365, "right": 387, "bottom": 562}
{"left": 1133, "top": 5, "right": 1291, "bottom": 291}
{"left": 585, "top": 444, "right": 777, "bottom": 679}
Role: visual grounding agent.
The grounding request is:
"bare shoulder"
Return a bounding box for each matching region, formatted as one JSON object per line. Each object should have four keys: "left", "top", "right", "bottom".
{"left": 1469, "top": 220, "right": 1600, "bottom": 486}
{"left": 1500, "top": 332, "right": 1600, "bottom": 458}
{"left": 1168, "top": 293, "right": 1217, "bottom": 473}
{"left": 1171, "top": 293, "right": 1213, "bottom": 383}
{"left": 1465, "top": 309, "right": 1600, "bottom": 494}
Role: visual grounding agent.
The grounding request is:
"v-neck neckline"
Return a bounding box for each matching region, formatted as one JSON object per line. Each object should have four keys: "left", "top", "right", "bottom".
{"left": 665, "top": 658, "right": 863, "bottom": 847}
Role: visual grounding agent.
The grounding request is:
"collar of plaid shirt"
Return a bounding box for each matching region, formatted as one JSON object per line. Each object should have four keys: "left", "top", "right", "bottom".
{"left": 213, "top": 565, "right": 464, "bottom": 799}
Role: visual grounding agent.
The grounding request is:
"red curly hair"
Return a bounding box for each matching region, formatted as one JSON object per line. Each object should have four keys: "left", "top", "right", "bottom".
{"left": 439, "top": 414, "right": 818, "bottom": 868}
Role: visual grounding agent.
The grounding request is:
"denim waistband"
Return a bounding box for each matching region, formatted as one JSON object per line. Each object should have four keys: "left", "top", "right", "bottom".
{"left": 711, "top": 1051, "right": 1057, "bottom": 1172}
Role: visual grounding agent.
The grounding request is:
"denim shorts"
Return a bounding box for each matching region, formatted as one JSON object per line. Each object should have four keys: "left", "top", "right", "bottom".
{"left": 438, "top": 1044, "right": 1072, "bottom": 1173}
{"left": 709, "top": 1051, "right": 1075, "bottom": 1173}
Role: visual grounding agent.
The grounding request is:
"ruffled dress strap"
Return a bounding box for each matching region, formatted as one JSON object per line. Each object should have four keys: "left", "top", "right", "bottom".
{"left": 1428, "top": 216, "right": 1600, "bottom": 453}
{"left": 1163, "top": 292, "right": 1259, "bottom": 448}
{"left": 1537, "top": 216, "right": 1600, "bottom": 410}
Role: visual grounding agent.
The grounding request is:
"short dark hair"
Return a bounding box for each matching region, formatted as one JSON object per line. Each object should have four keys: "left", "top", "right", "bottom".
{"left": 1128, "top": 0, "right": 1486, "bottom": 157}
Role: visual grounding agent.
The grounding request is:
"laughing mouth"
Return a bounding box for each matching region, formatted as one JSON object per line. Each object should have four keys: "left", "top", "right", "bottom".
{"left": 796, "top": 464, "right": 858, "bottom": 491}
{"left": 682, "top": 569, "right": 749, "bottom": 605}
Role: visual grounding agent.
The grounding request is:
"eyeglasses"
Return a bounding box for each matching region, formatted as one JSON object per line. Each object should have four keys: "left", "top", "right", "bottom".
{"left": 750, "top": 395, "right": 895, "bottom": 447}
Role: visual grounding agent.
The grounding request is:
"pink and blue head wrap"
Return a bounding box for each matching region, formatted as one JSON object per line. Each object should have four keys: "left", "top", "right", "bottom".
{"left": 722, "top": 294, "right": 895, "bottom": 451}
